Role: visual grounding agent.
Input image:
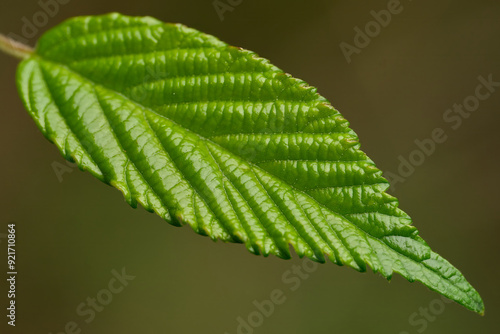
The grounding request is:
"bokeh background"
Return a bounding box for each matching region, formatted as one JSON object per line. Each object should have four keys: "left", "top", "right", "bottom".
{"left": 1, "top": 0, "right": 499, "bottom": 333}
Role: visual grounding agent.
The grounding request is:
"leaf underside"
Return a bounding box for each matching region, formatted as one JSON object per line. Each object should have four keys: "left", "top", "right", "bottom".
{"left": 15, "top": 13, "right": 483, "bottom": 313}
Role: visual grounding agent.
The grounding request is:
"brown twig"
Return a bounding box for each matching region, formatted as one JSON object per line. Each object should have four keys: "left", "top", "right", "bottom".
{"left": 0, "top": 34, "right": 34, "bottom": 60}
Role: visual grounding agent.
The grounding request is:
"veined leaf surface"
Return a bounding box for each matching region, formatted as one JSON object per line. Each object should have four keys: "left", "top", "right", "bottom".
{"left": 15, "top": 13, "right": 483, "bottom": 313}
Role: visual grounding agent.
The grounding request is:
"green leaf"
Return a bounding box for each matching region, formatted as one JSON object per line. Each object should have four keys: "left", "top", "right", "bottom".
{"left": 15, "top": 13, "right": 483, "bottom": 314}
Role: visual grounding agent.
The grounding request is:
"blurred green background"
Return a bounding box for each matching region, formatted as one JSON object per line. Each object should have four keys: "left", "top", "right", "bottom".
{"left": 1, "top": 0, "right": 499, "bottom": 333}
